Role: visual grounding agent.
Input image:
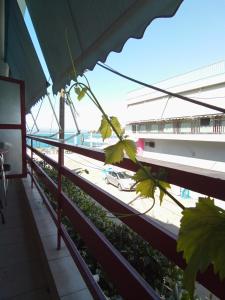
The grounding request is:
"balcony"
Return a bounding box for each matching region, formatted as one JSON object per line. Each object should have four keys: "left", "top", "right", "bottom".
{"left": 2, "top": 1, "right": 225, "bottom": 299}
{"left": 127, "top": 114, "right": 225, "bottom": 142}
{"left": 1, "top": 134, "right": 220, "bottom": 299}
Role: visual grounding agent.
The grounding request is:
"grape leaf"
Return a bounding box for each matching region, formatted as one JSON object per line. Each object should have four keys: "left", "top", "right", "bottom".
{"left": 77, "top": 87, "right": 87, "bottom": 101}
{"left": 98, "top": 116, "right": 112, "bottom": 140}
{"left": 104, "top": 142, "right": 124, "bottom": 164}
{"left": 110, "top": 116, "right": 123, "bottom": 136}
{"left": 133, "top": 168, "right": 170, "bottom": 202}
{"left": 122, "top": 139, "right": 137, "bottom": 162}
{"left": 177, "top": 197, "right": 225, "bottom": 298}
{"left": 133, "top": 167, "right": 151, "bottom": 182}
{"left": 132, "top": 167, "right": 155, "bottom": 198}
{"left": 104, "top": 139, "right": 137, "bottom": 164}
{"left": 75, "top": 87, "right": 81, "bottom": 95}
{"left": 135, "top": 179, "right": 155, "bottom": 198}
{"left": 159, "top": 181, "right": 171, "bottom": 205}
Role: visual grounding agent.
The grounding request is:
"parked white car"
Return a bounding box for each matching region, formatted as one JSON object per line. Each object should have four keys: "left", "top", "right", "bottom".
{"left": 105, "top": 170, "right": 135, "bottom": 191}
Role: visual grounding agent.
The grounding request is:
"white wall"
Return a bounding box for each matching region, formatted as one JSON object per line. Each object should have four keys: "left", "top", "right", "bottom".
{"left": 143, "top": 138, "right": 225, "bottom": 163}
{"left": 126, "top": 61, "right": 225, "bottom": 124}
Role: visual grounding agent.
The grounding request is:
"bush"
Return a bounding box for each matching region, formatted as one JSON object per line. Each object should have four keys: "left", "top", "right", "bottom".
{"left": 38, "top": 163, "right": 189, "bottom": 299}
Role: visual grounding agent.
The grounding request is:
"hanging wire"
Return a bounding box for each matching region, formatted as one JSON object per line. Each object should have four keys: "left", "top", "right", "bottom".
{"left": 47, "top": 93, "right": 62, "bottom": 131}
{"left": 26, "top": 122, "right": 30, "bottom": 133}
{"left": 65, "top": 93, "right": 80, "bottom": 134}
{"left": 97, "top": 62, "right": 225, "bottom": 114}
{"left": 49, "top": 95, "right": 57, "bottom": 135}
{"left": 160, "top": 95, "right": 170, "bottom": 119}
{"left": 30, "top": 111, "right": 39, "bottom": 134}
{"left": 30, "top": 98, "right": 44, "bottom": 133}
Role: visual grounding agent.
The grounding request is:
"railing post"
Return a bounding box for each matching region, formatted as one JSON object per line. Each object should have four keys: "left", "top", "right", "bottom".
{"left": 57, "top": 146, "right": 64, "bottom": 250}
{"left": 31, "top": 138, "right": 34, "bottom": 189}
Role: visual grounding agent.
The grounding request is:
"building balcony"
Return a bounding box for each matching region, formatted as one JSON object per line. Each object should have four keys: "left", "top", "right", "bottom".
{"left": 128, "top": 132, "right": 225, "bottom": 142}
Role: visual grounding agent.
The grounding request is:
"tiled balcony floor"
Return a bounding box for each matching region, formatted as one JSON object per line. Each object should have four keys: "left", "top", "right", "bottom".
{"left": 0, "top": 179, "right": 52, "bottom": 300}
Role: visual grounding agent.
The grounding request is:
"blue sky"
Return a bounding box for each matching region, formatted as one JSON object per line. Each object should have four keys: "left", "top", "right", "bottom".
{"left": 26, "top": 0, "right": 225, "bottom": 131}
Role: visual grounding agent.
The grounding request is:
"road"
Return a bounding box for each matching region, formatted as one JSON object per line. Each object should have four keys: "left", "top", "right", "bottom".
{"left": 44, "top": 151, "right": 194, "bottom": 235}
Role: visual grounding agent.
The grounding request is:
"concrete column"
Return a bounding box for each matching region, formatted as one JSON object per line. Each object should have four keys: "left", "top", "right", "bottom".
{"left": 0, "top": 0, "right": 9, "bottom": 76}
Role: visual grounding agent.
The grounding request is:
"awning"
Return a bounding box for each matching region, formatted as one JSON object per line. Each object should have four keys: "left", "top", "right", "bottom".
{"left": 5, "top": 0, "right": 47, "bottom": 112}
{"left": 25, "top": 0, "right": 183, "bottom": 95}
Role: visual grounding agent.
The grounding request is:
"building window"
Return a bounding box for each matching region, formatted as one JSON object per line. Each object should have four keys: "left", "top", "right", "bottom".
{"left": 132, "top": 124, "right": 136, "bottom": 133}
{"left": 136, "top": 124, "right": 141, "bottom": 132}
{"left": 140, "top": 124, "right": 146, "bottom": 132}
{"left": 145, "top": 141, "right": 155, "bottom": 148}
{"left": 146, "top": 123, "right": 151, "bottom": 131}
{"left": 158, "top": 121, "right": 165, "bottom": 132}
{"left": 213, "top": 116, "right": 222, "bottom": 133}
{"left": 173, "top": 120, "right": 180, "bottom": 133}
{"left": 191, "top": 119, "right": 200, "bottom": 134}
{"left": 200, "top": 117, "right": 210, "bottom": 126}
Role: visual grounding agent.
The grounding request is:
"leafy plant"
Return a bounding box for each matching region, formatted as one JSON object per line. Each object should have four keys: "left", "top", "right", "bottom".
{"left": 177, "top": 197, "right": 225, "bottom": 298}
{"left": 38, "top": 162, "right": 187, "bottom": 298}
{"left": 62, "top": 38, "right": 225, "bottom": 298}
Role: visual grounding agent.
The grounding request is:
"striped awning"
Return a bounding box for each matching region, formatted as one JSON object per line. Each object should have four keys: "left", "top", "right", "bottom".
{"left": 5, "top": 0, "right": 47, "bottom": 112}
{"left": 5, "top": 0, "right": 183, "bottom": 111}
{"left": 25, "top": 0, "right": 183, "bottom": 95}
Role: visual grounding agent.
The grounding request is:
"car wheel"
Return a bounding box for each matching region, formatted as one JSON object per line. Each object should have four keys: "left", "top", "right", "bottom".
{"left": 105, "top": 177, "right": 109, "bottom": 184}
{"left": 118, "top": 184, "right": 122, "bottom": 191}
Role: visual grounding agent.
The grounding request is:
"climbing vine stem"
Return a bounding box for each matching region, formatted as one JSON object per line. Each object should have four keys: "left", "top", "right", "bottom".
{"left": 67, "top": 79, "right": 185, "bottom": 211}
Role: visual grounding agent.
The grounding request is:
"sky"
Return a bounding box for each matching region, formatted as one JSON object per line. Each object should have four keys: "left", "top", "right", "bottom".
{"left": 25, "top": 0, "right": 225, "bottom": 132}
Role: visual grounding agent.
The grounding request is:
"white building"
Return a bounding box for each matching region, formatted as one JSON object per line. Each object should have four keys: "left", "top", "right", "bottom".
{"left": 126, "top": 61, "right": 225, "bottom": 172}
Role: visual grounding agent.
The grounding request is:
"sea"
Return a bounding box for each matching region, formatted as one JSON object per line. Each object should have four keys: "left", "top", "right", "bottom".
{"left": 29, "top": 132, "right": 115, "bottom": 149}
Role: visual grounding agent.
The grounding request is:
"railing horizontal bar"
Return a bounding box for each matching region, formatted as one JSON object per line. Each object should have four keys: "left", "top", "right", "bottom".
{"left": 27, "top": 169, "right": 105, "bottom": 300}
{"left": 27, "top": 145, "right": 59, "bottom": 170}
{"left": 61, "top": 191, "right": 159, "bottom": 300}
{"left": 0, "top": 124, "right": 22, "bottom": 129}
{"left": 26, "top": 136, "right": 225, "bottom": 201}
{"left": 26, "top": 138, "right": 225, "bottom": 298}
{"left": 27, "top": 156, "right": 158, "bottom": 298}
{"left": 61, "top": 165, "right": 225, "bottom": 299}
{"left": 62, "top": 165, "right": 179, "bottom": 254}
{"left": 27, "top": 155, "right": 58, "bottom": 198}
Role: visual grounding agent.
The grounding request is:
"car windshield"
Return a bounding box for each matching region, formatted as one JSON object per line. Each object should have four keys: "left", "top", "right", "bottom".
{"left": 117, "top": 172, "right": 130, "bottom": 179}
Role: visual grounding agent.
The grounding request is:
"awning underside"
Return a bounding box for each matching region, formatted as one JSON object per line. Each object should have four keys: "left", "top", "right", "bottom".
{"left": 26, "top": 0, "right": 183, "bottom": 96}
{"left": 5, "top": 0, "right": 47, "bottom": 112}
{"left": 5, "top": 0, "right": 183, "bottom": 112}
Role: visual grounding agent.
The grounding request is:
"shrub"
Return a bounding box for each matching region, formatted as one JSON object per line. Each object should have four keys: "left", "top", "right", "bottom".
{"left": 37, "top": 163, "right": 190, "bottom": 299}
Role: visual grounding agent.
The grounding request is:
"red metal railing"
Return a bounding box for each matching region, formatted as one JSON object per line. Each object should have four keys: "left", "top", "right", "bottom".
{"left": 26, "top": 135, "right": 225, "bottom": 299}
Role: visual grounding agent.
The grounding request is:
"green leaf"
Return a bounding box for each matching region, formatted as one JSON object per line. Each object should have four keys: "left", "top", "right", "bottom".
{"left": 77, "top": 87, "right": 87, "bottom": 101}
{"left": 133, "top": 167, "right": 151, "bottom": 182}
{"left": 177, "top": 197, "right": 225, "bottom": 298}
{"left": 136, "top": 179, "right": 155, "bottom": 198}
{"left": 104, "top": 139, "right": 136, "bottom": 164}
{"left": 159, "top": 181, "right": 171, "bottom": 205}
{"left": 110, "top": 116, "right": 123, "bottom": 136}
{"left": 122, "top": 139, "right": 137, "bottom": 162}
{"left": 98, "top": 116, "right": 112, "bottom": 141}
{"left": 75, "top": 87, "right": 81, "bottom": 95}
{"left": 104, "top": 141, "right": 124, "bottom": 164}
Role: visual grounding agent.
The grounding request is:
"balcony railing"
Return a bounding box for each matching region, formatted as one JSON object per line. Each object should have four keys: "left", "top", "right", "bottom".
{"left": 128, "top": 115, "right": 225, "bottom": 135}
{"left": 26, "top": 135, "right": 225, "bottom": 300}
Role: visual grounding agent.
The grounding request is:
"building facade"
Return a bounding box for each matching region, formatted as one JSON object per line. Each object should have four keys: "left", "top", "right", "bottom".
{"left": 126, "top": 61, "right": 225, "bottom": 172}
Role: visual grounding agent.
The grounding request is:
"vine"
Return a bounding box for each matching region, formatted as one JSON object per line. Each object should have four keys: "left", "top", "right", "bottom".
{"left": 65, "top": 37, "right": 225, "bottom": 298}
{"left": 67, "top": 80, "right": 184, "bottom": 209}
